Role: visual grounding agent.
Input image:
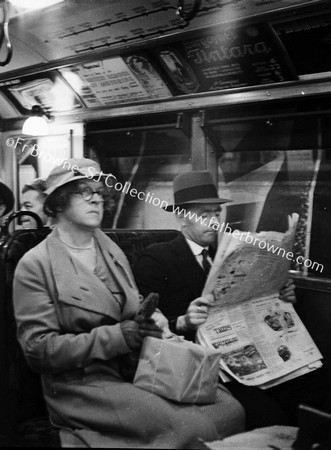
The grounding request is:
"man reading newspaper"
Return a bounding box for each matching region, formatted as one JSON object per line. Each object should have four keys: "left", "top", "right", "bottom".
{"left": 198, "top": 214, "right": 321, "bottom": 390}
{"left": 134, "top": 171, "right": 312, "bottom": 429}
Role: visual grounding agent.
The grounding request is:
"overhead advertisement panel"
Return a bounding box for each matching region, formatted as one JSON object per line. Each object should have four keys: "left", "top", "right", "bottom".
{"left": 60, "top": 55, "right": 172, "bottom": 108}
{"left": 153, "top": 23, "right": 298, "bottom": 94}
{"left": 274, "top": 13, "right": 331, "bottom": 75}
{"left": 0, "top": 72, "right": 83, "bottom": 112}
{"left": 122, "top": 53, "right": 172, "bottom": 99}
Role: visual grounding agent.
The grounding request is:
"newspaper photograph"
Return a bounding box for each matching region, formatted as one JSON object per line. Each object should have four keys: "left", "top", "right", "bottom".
{"left": 197, "top": 214, "right": 323, "bottom": 388}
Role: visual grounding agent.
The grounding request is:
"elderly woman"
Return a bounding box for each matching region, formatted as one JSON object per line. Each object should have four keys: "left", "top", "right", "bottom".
{"left": 13, "top": 159, "right": 245, "bottom": 448}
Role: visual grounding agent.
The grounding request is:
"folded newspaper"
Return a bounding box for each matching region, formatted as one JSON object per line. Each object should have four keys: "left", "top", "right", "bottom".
{"left": 196, "top": 213, "right": 323, "bottom": 389}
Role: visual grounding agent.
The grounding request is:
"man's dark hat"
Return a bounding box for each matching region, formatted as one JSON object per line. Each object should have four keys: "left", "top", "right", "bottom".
{"left": 0, "top": 179, "right": 15, "bottom": 216}
{"left": 164, "top": 171, "right": 232, "bottom": 212}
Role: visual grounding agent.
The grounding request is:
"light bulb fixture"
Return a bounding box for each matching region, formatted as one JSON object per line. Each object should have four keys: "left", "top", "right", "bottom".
{"left": 22, "top": 104, "right": 52, "bottom": 136}
{"left": 176, "top": 0, "right": 201, "bottom": 22}
{"left": 9, "top": 0, "right": 64, "bottom": 10}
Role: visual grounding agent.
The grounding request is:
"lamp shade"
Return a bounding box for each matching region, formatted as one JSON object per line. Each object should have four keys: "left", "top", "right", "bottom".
{"left": 22, "top": 116, "right": 49, "bottom": 136}
{"left": 9, "top": 0, "right": 64, "bottom": 10}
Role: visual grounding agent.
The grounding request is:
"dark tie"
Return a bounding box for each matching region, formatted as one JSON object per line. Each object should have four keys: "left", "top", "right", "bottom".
{"left": 201, "top": 249, "right": 212, "bottom": 275}
{"left": 208, "top": 245, "right": 216, "bottom": 261}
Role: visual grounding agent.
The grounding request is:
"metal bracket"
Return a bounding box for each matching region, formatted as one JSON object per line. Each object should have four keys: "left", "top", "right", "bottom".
{"left": 198, "top": 110, "right": 225, "bottom": 156}
{"left": 176, "top": 0, "right": 201, "bottom": 23}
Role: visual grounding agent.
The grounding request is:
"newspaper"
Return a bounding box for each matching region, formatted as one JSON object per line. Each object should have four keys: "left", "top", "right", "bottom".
{"left": 197, "top": 214, "right": 323, "bottom": 389}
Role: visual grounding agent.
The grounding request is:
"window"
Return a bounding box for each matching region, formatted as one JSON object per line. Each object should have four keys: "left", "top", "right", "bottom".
{"left": 85, "top": 114, "right": 190, "bottom": 229}
{"left": 205, "top": 99, "right": 331, "bottom": 279}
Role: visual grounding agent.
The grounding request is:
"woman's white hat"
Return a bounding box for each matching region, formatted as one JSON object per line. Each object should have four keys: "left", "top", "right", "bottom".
{"left": 44, "top": 158, "right": 104, "bottom": 207}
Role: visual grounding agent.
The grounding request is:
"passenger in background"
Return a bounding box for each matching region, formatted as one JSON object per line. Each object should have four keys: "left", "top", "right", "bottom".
{"left": 133, "top": 170, "right": 325, "bottom": 429}
{"left": 13, "top": 159, "right": 245, "bottom": 448}
{"left": 20, "top": 178, "right": 49, "bottom": 228}
{"left": 0, "top": 179, "right": 15, "bottom": 238}
{"left": 0, "top": 179, "right": 14, "bottom": 218}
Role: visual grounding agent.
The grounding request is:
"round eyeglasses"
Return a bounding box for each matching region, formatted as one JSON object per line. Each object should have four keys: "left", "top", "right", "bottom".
{"left": 73, "top": 186, "right": 108, "bottom": 202}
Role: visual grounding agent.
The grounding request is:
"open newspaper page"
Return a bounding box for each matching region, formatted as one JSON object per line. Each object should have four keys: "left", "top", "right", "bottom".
{"left": 197, "top": 214, "right": 323, "bottom": 389}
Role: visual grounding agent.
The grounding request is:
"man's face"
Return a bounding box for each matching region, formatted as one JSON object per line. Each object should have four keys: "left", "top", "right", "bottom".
{"left": 20, "top": 189, "right": 47, "bottom": 228}
{"left": 180, "top": 203, "right": 221, "bottom": 247}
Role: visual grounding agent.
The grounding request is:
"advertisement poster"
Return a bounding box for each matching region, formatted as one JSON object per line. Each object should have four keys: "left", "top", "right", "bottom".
{"left": 61, "top": 56, "right": 168, "bottom": 107}
{"left": 275, "top": 13, "right": 331, "bottom": 75}
{"left": 154, "top": 23, "right": 297, "bottom": 94}
{"left": 123, "top": 53, "right": 172, "bottom": 98}
{"left": 7, "top": 76, "right": 83, "bottom": 112}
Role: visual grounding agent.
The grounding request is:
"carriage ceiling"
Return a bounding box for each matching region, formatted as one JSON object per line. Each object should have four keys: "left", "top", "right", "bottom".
{"left": 0, "top": 0, "right": 330, "bottom": 121}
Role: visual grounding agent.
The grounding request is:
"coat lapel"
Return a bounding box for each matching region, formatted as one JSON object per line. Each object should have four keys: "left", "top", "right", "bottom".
{"left": 94, "top": 229, "right": 139, "bottom": 319}
{"left": 47, "top": 229, "right": 138, "bottom": 321}
{"left": 171, "top": 234, "right": 207, "bottom": 298}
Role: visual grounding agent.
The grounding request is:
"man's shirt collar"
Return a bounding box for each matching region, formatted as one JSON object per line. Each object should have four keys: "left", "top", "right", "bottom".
{"left": 185, "top": 237, "right": 207, "bottom": 256}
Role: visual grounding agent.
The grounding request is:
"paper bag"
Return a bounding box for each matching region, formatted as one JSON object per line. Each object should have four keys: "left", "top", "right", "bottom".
{"left": 133, "top": 336, "right": 221, "bottom": 404}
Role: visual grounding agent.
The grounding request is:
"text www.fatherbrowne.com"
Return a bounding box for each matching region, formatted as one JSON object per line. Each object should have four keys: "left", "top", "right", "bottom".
{"left": 6, "top": 137, "right": 323, "bottom": 273}
{"left": 171, "top": 205, "right": 324, "bottom": 274}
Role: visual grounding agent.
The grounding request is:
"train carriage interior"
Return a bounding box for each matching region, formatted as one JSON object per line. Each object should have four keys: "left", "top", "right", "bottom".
{"left": 1, "top": 0, "right": 331, "bottom": 448}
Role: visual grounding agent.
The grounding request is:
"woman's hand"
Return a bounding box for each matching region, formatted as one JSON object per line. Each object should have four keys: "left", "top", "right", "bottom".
{"left": 279, "top": 278, "right": 296, "bottom": 304}
{"left": 139, "top": 318, "right": 163, "bottom": 340}
{"left": 151, "top": 308, "right": 169, "bottom": 330}
{"left": 177, "top": 294, "right": 214, "bottom": 331}
{"left": 120, "top": 319, "right": 163, "bottom": 350}
{"left": 151, "top": 309, "right": 174, "bottom": 338}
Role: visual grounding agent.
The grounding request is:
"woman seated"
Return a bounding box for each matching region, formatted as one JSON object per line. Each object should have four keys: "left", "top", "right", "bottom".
{"left": 13, "top": 158, "right": 245, "bottom": 448}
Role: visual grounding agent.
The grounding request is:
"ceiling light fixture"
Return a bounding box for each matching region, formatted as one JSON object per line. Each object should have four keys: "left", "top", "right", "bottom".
{"left": 22, "top": 105, "right": 52, "bottom": 136}
{"left": 176, "top": 0, "right": 201, "bottom": 22}
{"left": 9, "top": 0, "right": 64, "bottom": 10}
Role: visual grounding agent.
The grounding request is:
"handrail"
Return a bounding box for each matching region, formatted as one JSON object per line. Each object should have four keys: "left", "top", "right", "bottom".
{"left": 2, "top": 211, "right": 44, "bottom": 236}
{"left": 0, "top": 0, "right": 12, "bottom": 67}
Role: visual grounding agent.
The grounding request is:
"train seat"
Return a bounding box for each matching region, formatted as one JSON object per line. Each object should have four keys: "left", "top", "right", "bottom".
{"left": 4, "top": 226, "right": 330, "bottom": 448}
{"left": 0, "top": 227, "right": 54, "bottom": 447}
{"left": 0, "top": 226, "right": 179, "bottom": 447}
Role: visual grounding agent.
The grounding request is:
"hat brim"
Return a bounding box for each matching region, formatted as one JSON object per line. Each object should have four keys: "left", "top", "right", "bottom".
{"left": 44, "top": 173, "right": 108, "bottom": 208}
{"left": 0, "top": 181, "right": 15, "bottom": 215}
{"left": 45, "top": 175, "right": 88, "bottom": 197}
{"left": 163, "top": 197, "right": 232, "bottom": 212}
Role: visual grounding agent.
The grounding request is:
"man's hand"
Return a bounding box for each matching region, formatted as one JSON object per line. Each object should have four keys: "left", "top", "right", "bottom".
{"left": 279, "top": 278, "right": 296, "bottom": 304}
{"left": 120, "top": 318, "right": 163, "bottom": 349}
{"left": 177, "top": 294, "right": 214, "bottom": 331}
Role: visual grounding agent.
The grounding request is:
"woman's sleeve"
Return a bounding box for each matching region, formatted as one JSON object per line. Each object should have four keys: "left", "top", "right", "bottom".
{"left": 13, "top": 251, "right": 130, "bottom": 374}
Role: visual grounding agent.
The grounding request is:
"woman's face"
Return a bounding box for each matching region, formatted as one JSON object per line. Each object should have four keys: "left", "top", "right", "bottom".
{"left": 60, "top": 180, "right": 105, "bottom": 230}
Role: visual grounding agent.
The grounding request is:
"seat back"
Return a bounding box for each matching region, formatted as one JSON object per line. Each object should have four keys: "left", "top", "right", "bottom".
{"left": 293, "top": 404, "right": 331, "bottom": 449}
{"left": 0, "top": 226, "right": 179, "bottom": 446}
{"left": 0, "top": 228, "right": 53, "bottom": 446}
{"left": 103, "top": 228, "right": 180, "bottom": 267}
